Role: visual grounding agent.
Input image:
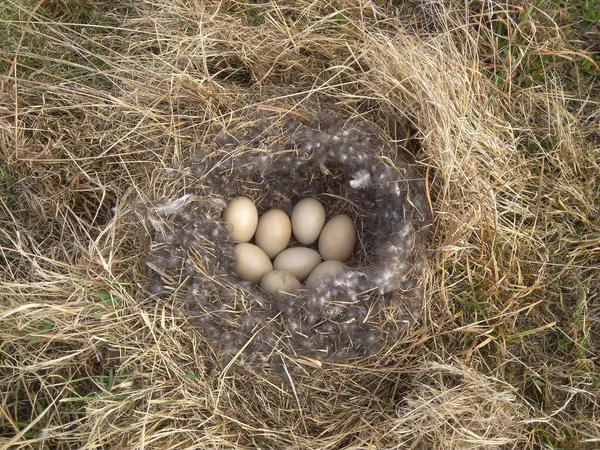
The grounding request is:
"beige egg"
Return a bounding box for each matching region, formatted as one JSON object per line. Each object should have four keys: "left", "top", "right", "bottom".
{"left": 260, "top": 270, "right": 301, "bottom": 299}
{"left": 305, "top": 260, "right": 346, "bottom": 288}
{"left": 255, "top": 209, "right": 292, "bottom": 259}
{"left": 318, "top": 214, "right": 356, "bottom": 262}
{"left": 223, "top": 196, "right": 258, "bottom": 243}
{"left": 273, "top": 247, "right": 321, "bottom": 282}
{"left": 291, "top": 198, "right": 326, "bottom": 245}
{"left": 234, "top": 243, "right": 273, "bottom": 283}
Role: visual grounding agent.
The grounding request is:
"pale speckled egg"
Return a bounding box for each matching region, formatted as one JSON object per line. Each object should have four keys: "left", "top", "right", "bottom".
{"left": 223, "top": 196, "right": 258, "bottom": 243}
{"left": 305, "top": 260, "right": 346, "bottom": 288}
{"left": 260, "top": 270, "right": 301, "bottom": 299}
{"left": 318, "top": 214, "right": 356, "bottom": 262}
{"left": 291, "top": 198, "right": 326, "bottom": 245}
{"left": 273, "top": 247, "right": 321, "bottom": 282}
{"left": 234, "top": 243, "right": 273, "bottom": 283}
{"left": 254, "top": 209, "right": 292, "bottom": 259}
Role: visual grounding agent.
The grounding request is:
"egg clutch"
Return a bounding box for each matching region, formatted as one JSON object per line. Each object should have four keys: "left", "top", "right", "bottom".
{"left": 222, "top": 196, "right": 357, "bottom": 298}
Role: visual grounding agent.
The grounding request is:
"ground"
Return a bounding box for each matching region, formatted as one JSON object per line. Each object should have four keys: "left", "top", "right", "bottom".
{"left": 0, "top": 1, "right": 598, "bottom": 449}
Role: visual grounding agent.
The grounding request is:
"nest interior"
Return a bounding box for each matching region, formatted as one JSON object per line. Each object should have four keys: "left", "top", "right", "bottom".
{"left": 142, "top": 112, "right": 431, "bottom": 366}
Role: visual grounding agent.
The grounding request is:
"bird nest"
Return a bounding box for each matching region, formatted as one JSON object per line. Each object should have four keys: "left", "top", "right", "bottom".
{"left": 140, "top": 113, "right": 431, "bottom": 367}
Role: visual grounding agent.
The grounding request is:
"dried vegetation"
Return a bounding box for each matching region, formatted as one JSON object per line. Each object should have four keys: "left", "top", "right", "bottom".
{"left": 0, "top": 0, "right": 598, "bottom": 449}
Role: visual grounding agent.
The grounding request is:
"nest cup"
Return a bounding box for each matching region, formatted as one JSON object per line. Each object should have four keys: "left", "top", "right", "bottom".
{"left": 145, "top": 114, "right": 431, "bottom": 365}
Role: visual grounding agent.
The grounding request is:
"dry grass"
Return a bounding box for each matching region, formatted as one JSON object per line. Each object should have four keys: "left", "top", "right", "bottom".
{"left": 1, "top": 0, "right": 598, "bottom": 449}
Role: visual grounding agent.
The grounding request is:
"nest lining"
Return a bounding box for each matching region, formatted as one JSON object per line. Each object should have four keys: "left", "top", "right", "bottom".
{"left": 142, "top": 113, "right": 430, "bottom": 366}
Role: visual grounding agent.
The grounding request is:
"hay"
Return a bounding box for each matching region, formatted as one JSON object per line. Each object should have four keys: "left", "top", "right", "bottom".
{"left": 1, "top": 0, "right": 598, "bottom": 449}
{"left": 393, "top": 361, "right": 524, "bottom": 449}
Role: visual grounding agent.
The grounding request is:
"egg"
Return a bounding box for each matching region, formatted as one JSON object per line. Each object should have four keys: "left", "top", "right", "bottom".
{"left": 273, "top": 247, "right": 321, "bottom": 282}
{"left": 233, "top": 243, "right": 273, "bottom": 283}
{"left": 305, "top": 260, "right": 346, "bottom": 288}
{"left": 223, "top": 196, "right": 258, "bottom": 243}
{"left": 318, "top": 214, "right": 356, "bottom": 262}
{"left": 254, "top": 209, "right": 292, "bottom": 259}
{"left": 291, "top": 198, "right": 326, "bottom": 245}
{"left": 260, "top": 270, "right": 301, "bottom": 298}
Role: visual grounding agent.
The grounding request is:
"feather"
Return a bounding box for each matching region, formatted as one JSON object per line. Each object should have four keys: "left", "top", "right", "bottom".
{"left": 141, "top": 113, "right": 429, "bottom": 365}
